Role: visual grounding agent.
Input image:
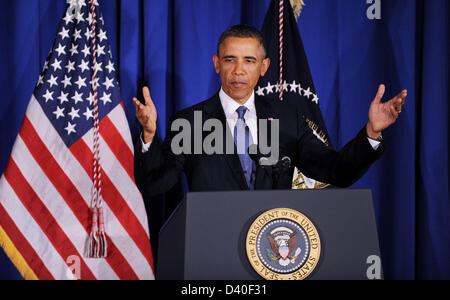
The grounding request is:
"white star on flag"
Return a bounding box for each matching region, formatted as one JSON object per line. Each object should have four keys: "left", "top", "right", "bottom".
{"left": 290, "top": 81, "right": 298, "bottom": 92}
{"left": 100, "top": 92, "right": 112, "bottom": 105}
{"left": 68, "top": 107, "right": 80, "bottom": 120}
{"left": 47, "top": 75, "right": 58, "bottom": 88}
{"left": 53, "top": 106, "right": 65, "bottom": 119}
{"left": 84, "top": 28, "right": 92, "bottom": 40}
{"left": 64, "top": 121, "right": 76, "bottom": 135}
{"left": 90, "top": 77, "right": 100, "bottom": 89}
{"left": 98, "top": 29, "right": 107, "bottom": 42}
{"left": 51, "top": 59, "right": 62, "bottom": 71}
{"left": 61, "top": 75, "right": 72, "bottom": 88}
{"left": 71, "top": 91, "right": 84, "bottom": 104}
{"left": 81, "top": 44, "right": 90, "bottom": 57}
{"left": 65, "top": 60, "right": 76, "bottom": 73}
{"left": 312, "top": 94, "right": 319, "bottom": 104}
{"left": 256, "top": 86, "right": 265, "bottom": 96}
{"left": 105, "top": 60, "right": 115, "bottom": 73}
{"left": 73, "top": 28, "right": 82, "bottom": 41}
{"left": 55, "top": 43, "right": 66, "bottom": 57}
{"left": 69, "top": 43, "right": 79, "bottom": 56}
{"left": 83, "top": 107, "right": 94, "bottom": 120}
{"left": 58, "top": 91, "right": 69, "bottom": 104}
{"left": 59, "top": 27, "right": 70, "bottom": 40}
{"left": 63, "top": 12, "right": 74, "bottom": 25}
{"left": 43, "top": 90, "right": 54, "bottom": 102}
{"left": 37, "top": 75, "right": 44, "bottom": 86}
{"left": 78, "top": 59, "right": 89, "bottom": 72}
{"left": 266, "top": 82, "right": 275, "bottom": 94}
{"left": 282, "top": 81, "right": 289, "bottom": 92}
{"left": 103, "top": 77, "right": 114, "bottom": 91}
{"left": 95, "top": 45, "right": 106, "bottom": 58}
{"left": 87, "top": 92, "right": 95, "bottom": 105}
{"left": 303, "top": 87, "right": 313, "bottom": 99}
{"left": 74, "top": 76, "right": 87, "bottom": 89}
{"left": 93, "top": 62, "right": 103, "bottom": 73}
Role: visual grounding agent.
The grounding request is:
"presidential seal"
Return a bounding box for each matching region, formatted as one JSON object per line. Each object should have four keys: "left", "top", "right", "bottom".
{"left": 246, "top": 208, "right": 320, "bottom": 280}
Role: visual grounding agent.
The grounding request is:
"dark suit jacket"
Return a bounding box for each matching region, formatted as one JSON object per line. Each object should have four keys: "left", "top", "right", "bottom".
{"left": 134, "top": 93, "right": 384, "bottom": 198}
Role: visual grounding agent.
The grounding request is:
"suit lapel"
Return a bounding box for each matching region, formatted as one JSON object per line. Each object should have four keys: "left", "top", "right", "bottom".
{"left": 203, "top": 93, "right": 249, "bottom": 190}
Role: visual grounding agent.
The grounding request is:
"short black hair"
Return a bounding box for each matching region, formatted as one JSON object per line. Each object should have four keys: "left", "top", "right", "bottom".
{"left": 217, "top": 24, "right": 267, "bottom": 58}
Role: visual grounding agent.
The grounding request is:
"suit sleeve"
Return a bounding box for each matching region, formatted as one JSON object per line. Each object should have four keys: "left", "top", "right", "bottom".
{"left": 295, "top": 114, "right": 384, "bottom": 188}
{"left": 134, "top": 115, "right": 186, "bottom": 198}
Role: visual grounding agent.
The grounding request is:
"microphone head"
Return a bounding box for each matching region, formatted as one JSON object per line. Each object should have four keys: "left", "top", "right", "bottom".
{"left": 281, "top": 156, "right": 291, "bottom": 168}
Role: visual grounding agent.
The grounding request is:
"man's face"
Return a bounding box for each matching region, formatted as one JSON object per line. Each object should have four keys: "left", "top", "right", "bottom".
{"left": 213, "top": 37, "right": 270, "bottom": 104}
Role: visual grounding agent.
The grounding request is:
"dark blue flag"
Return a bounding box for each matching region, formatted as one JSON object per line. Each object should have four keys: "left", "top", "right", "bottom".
{"left": 257, "top": 0, "right": 331, "bottom": 189}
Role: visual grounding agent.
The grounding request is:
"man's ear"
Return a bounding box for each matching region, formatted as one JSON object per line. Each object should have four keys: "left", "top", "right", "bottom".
{"left": 261, "top": 57, "right": 271, "bottom": 76}
{"left": 213, "top": 55, "right": 220, "bottom": 74}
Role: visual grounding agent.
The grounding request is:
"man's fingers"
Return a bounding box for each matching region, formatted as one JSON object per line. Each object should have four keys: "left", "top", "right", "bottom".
{"left": 389, "top": 103, "right": 399, "bottom": 118}
{"left": 400, "top": 89, "right": 407, "bottom": 105}
{"left": 392, "top": 89, "right": 407, "bottom": 111}
{"left": 374, "top": 84, "right": 385, "bottom": 104}
{"left": 393, "top": 98, "right": 403, "bottom": 112}
{"left": 132, "top": 97, "right": 139, "bottom": 109}
{"left": 142, "top": 86, "right": 154, "bottom": 107}
{"left": 132, "top": 97, "right": 143, "bottom": 111}
{"left": 395, "top": 90, "right": 407, "bottom": 100}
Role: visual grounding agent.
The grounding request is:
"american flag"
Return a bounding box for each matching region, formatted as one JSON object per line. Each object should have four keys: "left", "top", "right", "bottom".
{"left": 0, "top": 0, "right": 154, "bottom": 279}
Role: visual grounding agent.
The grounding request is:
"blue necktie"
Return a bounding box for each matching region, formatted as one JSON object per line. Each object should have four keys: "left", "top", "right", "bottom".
{"left": 234, "top": 106, "right": 255, "bottom": 189}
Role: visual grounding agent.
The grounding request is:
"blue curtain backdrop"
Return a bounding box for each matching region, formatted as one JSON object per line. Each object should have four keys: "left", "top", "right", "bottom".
{"left": 0, "top": 0, "right": 448, "bottom": 280}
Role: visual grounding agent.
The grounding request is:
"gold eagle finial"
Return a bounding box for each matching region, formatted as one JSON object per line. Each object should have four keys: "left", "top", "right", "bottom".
{"left": 289, "top": 0, "right": 305, "bottom": 21}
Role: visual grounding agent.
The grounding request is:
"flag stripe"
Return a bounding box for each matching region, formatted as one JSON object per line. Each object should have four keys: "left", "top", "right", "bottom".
{"left": 0, "top": 202, "right": 53, "bottom": 280}
{"left": 70, "top": 138, "right": 155, "bottom": 270}
{"left": 100, "top": 115, "right": 134, "bottom": 180}
{"left": 22, "top": 110, "right": 141, "bottom": 280}
{"left": 111, "top": 103, "right": 134, "bottom": 153}
{"left": 3, "top": 159, "right": 96, "bottom": 280}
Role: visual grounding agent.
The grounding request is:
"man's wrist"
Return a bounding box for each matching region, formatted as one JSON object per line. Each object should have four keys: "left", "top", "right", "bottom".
{"left": 142, "top": 130, "right": 155, "bottom": 144}
{"left": 366, "top": 123, "right": 382, "bottom": 140}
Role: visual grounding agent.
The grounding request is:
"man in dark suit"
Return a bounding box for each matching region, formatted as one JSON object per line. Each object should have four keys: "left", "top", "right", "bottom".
{"left": 132, "top": 25, "right": 407, "bottom": 198}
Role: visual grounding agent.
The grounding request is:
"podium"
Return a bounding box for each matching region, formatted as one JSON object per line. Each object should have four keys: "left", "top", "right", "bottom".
{"left": 157, "top": 189, "right": 382, "bottom": 280}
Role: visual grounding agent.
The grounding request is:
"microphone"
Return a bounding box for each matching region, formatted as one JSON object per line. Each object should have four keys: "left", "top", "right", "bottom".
{"left": 247, "top": 145, "right": 292, "bottom": 189}
{"left": 279, "top": 156, "right": 291, "bottom": 170}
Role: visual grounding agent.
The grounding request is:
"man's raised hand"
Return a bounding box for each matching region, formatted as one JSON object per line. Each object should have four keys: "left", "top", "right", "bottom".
{"left": 133, "top": 86, "right": 158, "bottom": 143}
{"left": 366, "top": 84, "right": 407, "bottom": 139}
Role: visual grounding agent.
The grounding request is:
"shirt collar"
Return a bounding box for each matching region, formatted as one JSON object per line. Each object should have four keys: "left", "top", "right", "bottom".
{"left": 219, "top": 88, "right": 255, "bottom": 119}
